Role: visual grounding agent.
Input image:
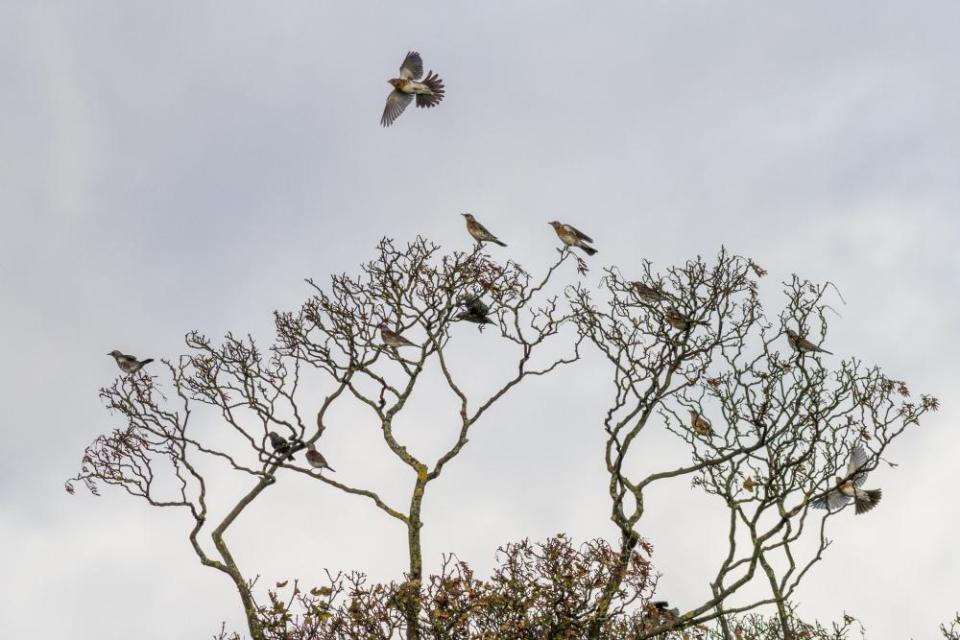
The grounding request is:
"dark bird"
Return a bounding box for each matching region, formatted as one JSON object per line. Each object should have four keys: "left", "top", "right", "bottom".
{"left": 462, "top": 213, "right": 506, "bottom": 247}
{"left": 811, "top": 444, "right": 882, "bottom": 515}
{"left": 630, "top": 282, "right": 666, "bottom": 303}
{"left": 652, "top": 601, "right": 680, "bottom": 619}
{"left": 548, "top": 220, "right": 597, "bottom": 256}
{"left": 379, "top": 321, "right": 418, "bottom": 348}
{"left": 108, "top": 350, "right": 154, "bottom": 374}
{"left": 664, "top": 306, "right": 706, "bottom": 332}
{"left": 785, "top": 328, "right": 832, "bottom": 355}
{"left": 455, "top": 294, "right": 494, "bottom": 326}
{"left": 268, "top": 431, "right": 295, "bottom": 461}
{"left": 305, "top": 444, "right": 334, "bottom": 473}
{"left": 381, "top": 51, "right": 445, "bottom": 127}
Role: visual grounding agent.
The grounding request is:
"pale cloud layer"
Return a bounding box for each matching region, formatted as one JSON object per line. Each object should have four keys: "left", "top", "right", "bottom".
{"left": 1, "top": 2, "right": 958, "bottom": 638}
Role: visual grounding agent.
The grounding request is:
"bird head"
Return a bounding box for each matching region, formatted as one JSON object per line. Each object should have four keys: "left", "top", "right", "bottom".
{"left": 107, "top": 350, "right": 122, "bottom": 358}
{"left": 461, "top": 213, "right": 474, "bottom": 220}
{"left": 388, "top": 78, "right": 402, "bottom": 88}
{"left": 548, "top": 220, "right": 560, "bottom": 228}
{"left": 784, "top": 328, "right": 799, "bottom": 339}
{"left": 306, "top": 443, "right": 317, "bottom": 452}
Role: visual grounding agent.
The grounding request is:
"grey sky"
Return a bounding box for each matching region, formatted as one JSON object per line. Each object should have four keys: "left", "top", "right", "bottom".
{"left": 1, "top": 2, "right": 958, "bottom": 638}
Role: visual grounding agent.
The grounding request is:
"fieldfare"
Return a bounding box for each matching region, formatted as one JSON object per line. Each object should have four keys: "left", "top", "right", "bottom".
{"left": 548, "top": 221, "right": 597, "bottom": 256}
{"left": 462, "top": 213, "right": 506, "bottom": 247}
{"left": 108, "top": 350, "right": 154, "bottom": 374}
{"left": 688, "top": 410, "right": 714, "bottom": 437}
{"left": 630, "top": 282, "right": 666, "bottom": 303}
{"left": 811, "top": 444, "right": 882, "bottom": 515}
{"left": 381, "top": 51, "right": 445, "bottom": 127}
{"left": 664, "top": 306, "right": 706, "bottom": 332}
{"left": 785, "top": 328, "right": 832, "bottom": 355}
{"left": 268, "top": 431, "right": 295, "bottom": 460}
{"left": 455, "top": 294, "right": 494, "bottom": 326}
{"left": 305, "top": 444, "right": 334, "bottom": 473}
{"left": 379, "top": 321, "right": 418, "bottom": 348}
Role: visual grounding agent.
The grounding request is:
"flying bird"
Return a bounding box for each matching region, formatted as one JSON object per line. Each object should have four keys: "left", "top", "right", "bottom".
{"left": 379, "top": 321, "right": 418, "bottom": 348}
{"left": 305, "top": 444, "right": 334, "bottom": 473}
{"left": 785, "top": 328, "right": 832, "bottom": 355}
{"left": 455, "top": 294, "right": 494, "bottom": 326}
{"left": 381, "top": 51, "right": 445, "bottom": 127}
{"left": 268, "top": 431, "right": 296, "bottom": 461}
{"left": 548, "top": 221, "right": 597, "bottom": 256}
{"left": 630, "top": 282, "right": 666, "bottom": 303}
{"left": 811, "top": 444, "right": 882, "bottom": 515}
{"left": 688, "top": 410, "right": 714, "bottom": 437}
{"left": 664, "top": 307, "right": 706, "bottom": 332}
{"left": 462, "top": 213, "right": 507, "bottom": 247}
{"left": 108, "top": 350, "right": 154, "bottom": 374}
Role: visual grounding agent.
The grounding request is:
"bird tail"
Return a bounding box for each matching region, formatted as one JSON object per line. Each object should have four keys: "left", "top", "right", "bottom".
{"left": 820, "top": 348, "right": 834, "bottom": 355}
{"left": 854, "top": 488, "right": 882, "bottom": 515}
{"left": 579, "top": 245, "right": 598, "bottom": 256}
{"left": 491, "top": 238, "right": 507, "bottom": 247}
{"left": 416, "top": 71, "right": 445, "bottom": 107}
{"left": 140, "top": 358, "right": 155, "bottom": 366}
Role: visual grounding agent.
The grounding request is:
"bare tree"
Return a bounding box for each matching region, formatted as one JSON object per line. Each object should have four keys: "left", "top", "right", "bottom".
{"left": 69, "top": 237, "right": 581, "bottom": 640}
{"left": 567, "top": 249, "right": 939, "bottom": 639}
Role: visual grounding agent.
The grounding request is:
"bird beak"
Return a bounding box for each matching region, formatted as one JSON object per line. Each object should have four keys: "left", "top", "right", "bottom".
{"left": 461, "top": 213, "right": 467, "bottom": 217}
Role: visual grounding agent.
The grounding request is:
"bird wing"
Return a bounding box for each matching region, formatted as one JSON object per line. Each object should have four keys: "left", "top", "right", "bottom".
{"left": 463, "top": 294, "right": 490, "bottom": 315}
{"left": 567, "top": 225, "right": 594, "bottom": 243}
{"left": 847, "top": 444, "right": 870, "bottom": 486}
{"left": 399, "top": 51, "right": 424, "bottom": 80}
{"left": 473, "top": 220, "right": 495, "bottom": 239}
{"left": 812, "top": 489, "right": 851, "bottom": 511}
{"left": 381, "top": 90, "right": 413, "bottom": 127}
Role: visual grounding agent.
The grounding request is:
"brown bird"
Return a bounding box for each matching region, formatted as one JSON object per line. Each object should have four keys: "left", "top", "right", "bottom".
{"left": 785, "top": 328, "right": 832, "bottom": 355}
{"left": 630, "top": 282, "right": 666, "bottom": 303}
{"left": 305, "top": 444, "right": 334, "bottom": 473}
{"left": 548, "top": 221, "right": 597, "bottom": 256}
{"left": 379, "top": 321, "right": 418, "bottom": 348}
{"left": 811, "top": 444, "right": 882, "bottom": 515}
{"left": 688, "top": 410, "right": 714, "bottom": 437}
{"left": 664, "top": 306, "right": 706, "bottom": 332}
{"left": 462, "top": 213, "right": 506, "bottom": 247}
{"left": 743, "top": 477, "right": 756, "bottom": 493}
{"left": 381, "top": 51, "right": 445, "bottom": 127}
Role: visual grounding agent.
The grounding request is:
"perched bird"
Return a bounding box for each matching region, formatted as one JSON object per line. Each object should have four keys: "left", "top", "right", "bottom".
{"left": 305, "top": 444, "right": 334, "bottom": 473}
{"left": 743, "top": 477, "right": 756, "bottom": 493}
{"left": 462, "top": 213, "right": 507, "bottom": 247}
{"left": 630, "top": 282, "right": 666, "bottom": 303}
{"left": 811, "top": 444, "right": 882, "bottom": 515}
{"left": 785, "top": 328, "right": 832, "bottom": 355}
{"left": 664, "top": 307, "right": 706, "bottom": 332}
{"left": 381, "top": 51, "right": 445, "bottom": 127}
{"left": 455, "top": 294, "right": 494, "bottom": 326}
{"left": 268, "top": 431, "right": 295, "bottom": 461}
{"left": 379, "top": 321, "right": 418, "bottom": 348}
{"left": 548, "top": 221, "right": 597, "bottom": 256}
{"left": 688, "top": 410, "right": 714, "bottom": 437}
{"left": 652, "top": 601, "right": 680, "bottom": 619}
{"left": 108, "top": 350, "right": 154, "bottom": 374}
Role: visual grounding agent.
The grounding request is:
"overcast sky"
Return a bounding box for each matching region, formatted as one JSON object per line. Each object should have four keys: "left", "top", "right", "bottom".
{"left": 2, "top": 2, "right": 958, "bottom": 638}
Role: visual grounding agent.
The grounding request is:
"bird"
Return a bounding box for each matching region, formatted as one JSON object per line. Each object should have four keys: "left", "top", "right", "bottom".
{"left": 462, "top": 213, "right": 507, "bottom": 247}
{"left": 379, "top": 321, "right": 418, "bottom": 348}
{"left": 455, "top": 294, "right": 494, "bottom": 326}
{"left": 305, "top": 444, "right": 334, "bottom": 473}
{"left": 108, "top": 350, "right": 154, "bottom": 374}
{"left": 268, "top": 431, "right": 295, "bottom": 461}
{"left": 811, "top": 444, "right": 882, "bottom": 515}
{"left": 630, "top": 282, "right": 666, "bottom": 303}
{"left": 548, "top": 221, "right": 597, "bottom": 256}
{"left": 664, "top": 307, "right": 706, "bottom": 332}
{"left": 688, "top": 410, "right": 714, "bottom": 437}
{"left": 652, "top": 601, "right": 680, "bottom": 619}
{"left": 743, "top": 477, "right": 756, "bottom": 493}
{"left": 785, "top": 328, "right": 832, "bottom": 355}
{"left": 381, "top": 51, "right": 445, "bottom": 127}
